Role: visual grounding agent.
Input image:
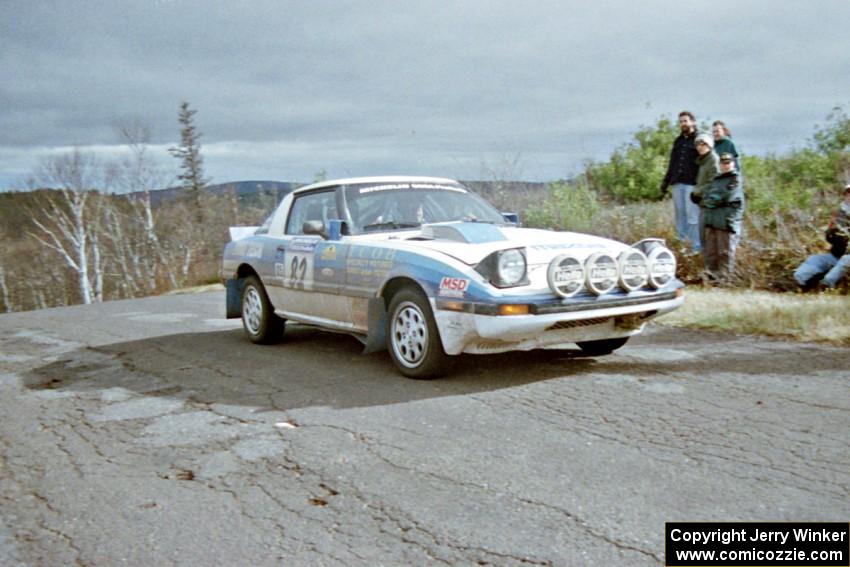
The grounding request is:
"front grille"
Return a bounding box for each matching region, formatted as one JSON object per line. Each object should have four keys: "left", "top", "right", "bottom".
{"left": 546, "top": 317, "right": 611, "bottom": 331}
{"left": 531, "top": 290, "right": 678, "bottom": 315}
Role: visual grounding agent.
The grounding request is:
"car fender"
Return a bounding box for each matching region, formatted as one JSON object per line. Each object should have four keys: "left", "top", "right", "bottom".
{"left": 364, "top": 248, "right": 495, "bottom": 354}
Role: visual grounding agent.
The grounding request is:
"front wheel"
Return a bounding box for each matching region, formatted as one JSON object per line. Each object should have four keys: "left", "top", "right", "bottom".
{"left": 241, "top": 275, "right": 285, "bottom": 344}
{"left": 575, "top": 337, "right": 629, "bottom": 356}
{"left": 387, "top": 288, "right": 452, "bottom": 379}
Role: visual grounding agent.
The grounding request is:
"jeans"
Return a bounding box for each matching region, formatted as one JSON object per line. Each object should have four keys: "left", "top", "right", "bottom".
{"left": 672, "top": 183, "right": 701, "bottom": 251}
{"left": 794, "top": 253, "right": 850, "bottom": 288}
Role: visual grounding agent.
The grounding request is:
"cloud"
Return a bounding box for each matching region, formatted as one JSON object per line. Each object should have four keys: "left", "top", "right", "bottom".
{"left": 2, "top": 0, "right": 850, "bottom": 188}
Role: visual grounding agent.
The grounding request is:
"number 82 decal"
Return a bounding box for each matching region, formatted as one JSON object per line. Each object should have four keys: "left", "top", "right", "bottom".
{"left": 285, "top": 253, "right": 314, "bottom": 290}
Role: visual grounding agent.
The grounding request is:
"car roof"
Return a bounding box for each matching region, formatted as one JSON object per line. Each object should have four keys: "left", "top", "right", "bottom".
{"left": 293, "top": 175, "right": 462, "bottom": 194}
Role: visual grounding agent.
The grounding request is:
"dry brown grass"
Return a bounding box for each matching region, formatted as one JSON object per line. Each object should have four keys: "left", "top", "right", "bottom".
{"left": 656, "top": 287, "right": 850, "bottom": 345}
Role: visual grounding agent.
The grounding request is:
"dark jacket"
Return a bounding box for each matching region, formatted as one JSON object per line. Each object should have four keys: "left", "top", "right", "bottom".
{"left": 702, "top": 170, "right": 744, "bottom": 234}
{"left": 714, "top": 137, "right": 742, "bottom": 174}
{"left": 826, "top": 227, "right": 848, "bottom": 258}
{"left": 826, "top": 204, "right": 849, "bottom": 257}
{"left": 661, "top": 131, "right": 699, "bottom": 190}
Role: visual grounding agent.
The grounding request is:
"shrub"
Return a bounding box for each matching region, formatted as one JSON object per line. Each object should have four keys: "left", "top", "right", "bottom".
{"left": 585, "top": 116, "right": 678, "bottom": 203}
{"left": 523, "top": 179, "right": 600, "bottom": 233}
{"left": 523, "top": 181, "right": 843, "bottom": 292}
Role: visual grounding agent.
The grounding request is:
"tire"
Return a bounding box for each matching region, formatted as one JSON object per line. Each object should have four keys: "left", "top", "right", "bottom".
{"left": 386, "top": 287, "right": 452, "bottom": 379}
{"left": 575, "top": 337, "right": 629, "bottom": 356}
{"left": 241, "top": 275, "right": 285, "bottom": 344}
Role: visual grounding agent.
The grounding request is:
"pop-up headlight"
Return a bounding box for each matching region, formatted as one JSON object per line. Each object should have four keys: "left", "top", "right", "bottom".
{"left": 475, "top": 248, "right": 528, "bottom": 288}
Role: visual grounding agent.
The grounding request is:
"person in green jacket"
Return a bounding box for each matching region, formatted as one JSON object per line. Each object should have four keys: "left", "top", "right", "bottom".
{"left": 693, "top": 133, "right": 720, "bottom": 198}
{"left": 693, "top": 153, "right": 745, "bottom": 281}
{"left": 712, "top": 120, "right": 741, "bottom": 174}
{"left": 692, "top": 133, "right": 719, "bottom": 252}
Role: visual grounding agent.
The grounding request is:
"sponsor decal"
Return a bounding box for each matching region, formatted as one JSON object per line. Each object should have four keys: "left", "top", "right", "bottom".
{"left": 289, "top": 238, "right": 319, "bottom": 253}
{"left": 245, "top": 243, "right": 263, "bottom": 259}
{"left": 622, "top": 263, "right": 647, "bottom": 276}
{"left": 274, "top": 263, "right": 286, "bottom": 280}
{"left": 590, "top": 266, "right": 617, "bottom": 279}
{"left": 531, "top": 243, "right": 606, "bottom": 251}
{"left": 321, "top": 267, "right": 335, "bottom": 278}
{"left": 359, "top": 183, "right": 466, "bottom": 194}
{"left": 346, "top": 246, "right": 397, "bottom": 286}
{"left": 438, "top": 277, "right": 469, "bottom": 298}
{"left": 410, "top": 183, "right": 466, "bottom": 192}
{"left": 360, "top": 183, "right": 411, "bottom": 193}
{"left": 320, "top": 245, "right": 337, "bottom": 261}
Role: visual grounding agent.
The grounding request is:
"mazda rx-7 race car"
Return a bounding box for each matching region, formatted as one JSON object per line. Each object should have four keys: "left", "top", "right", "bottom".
{"left": 222, "top": 176, "right": 683, "bottom": 378}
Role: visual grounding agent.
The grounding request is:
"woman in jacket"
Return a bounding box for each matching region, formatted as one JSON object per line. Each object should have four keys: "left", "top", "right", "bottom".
{"left": 691, "top": 133, "right": 719, "bottom": 253}
{"left": 712, "top": 120, "right": 741, "bottom": 173}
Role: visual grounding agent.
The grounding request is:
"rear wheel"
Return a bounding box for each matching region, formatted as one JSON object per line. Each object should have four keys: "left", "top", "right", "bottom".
{"left": 576, "top": 337, "right": 629, "bottom": 356}
{"left": 387, "top": 288, "right": 452, "bottom": 379}
{"left": 241, "top": 276, "right": 284, "bottom": 344}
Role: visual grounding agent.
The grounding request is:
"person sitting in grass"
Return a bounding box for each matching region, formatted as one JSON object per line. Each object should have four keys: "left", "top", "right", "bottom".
{"left": 794, "top": 183, "right": 850, "bottom": 290}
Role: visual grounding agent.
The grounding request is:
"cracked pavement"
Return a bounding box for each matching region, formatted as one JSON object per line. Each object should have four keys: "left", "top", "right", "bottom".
{"left": 0, "top": 291, "right": 848, "bottom": 566}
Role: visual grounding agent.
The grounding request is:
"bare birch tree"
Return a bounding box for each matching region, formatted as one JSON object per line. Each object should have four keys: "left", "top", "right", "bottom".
{"left": 114, "top": 119, "right": 178, "bottom": 290}
{"left": 0, "top": 261, "right": 11, "bottom": 313}
{"left": 28, "top": 148, "right": 108, "bottom": 304}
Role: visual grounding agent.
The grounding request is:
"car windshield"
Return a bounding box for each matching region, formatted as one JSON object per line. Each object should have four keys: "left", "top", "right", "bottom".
{"left": 343, "top": 182, "right": 506, "bottom": 233}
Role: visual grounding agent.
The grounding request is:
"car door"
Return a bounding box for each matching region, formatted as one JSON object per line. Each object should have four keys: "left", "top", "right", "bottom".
{"left": 274, "top": 189, "right": 352, "bottom": 325}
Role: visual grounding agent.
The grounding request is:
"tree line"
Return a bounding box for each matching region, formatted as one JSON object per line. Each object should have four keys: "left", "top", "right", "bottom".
{"left": 2, "top": 102, "right": 848, "bottom": 312}
{"left": 0, "top": 103, "right": 277, "bottom": 313}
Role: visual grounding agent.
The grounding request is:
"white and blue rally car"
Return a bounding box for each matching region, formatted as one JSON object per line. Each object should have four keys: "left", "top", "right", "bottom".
{"left": 222, "top": 176, "right": 683, "bottom": 378}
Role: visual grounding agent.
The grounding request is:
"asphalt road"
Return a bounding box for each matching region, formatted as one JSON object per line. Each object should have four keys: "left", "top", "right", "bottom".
{"left": 0, "top": 291, "right": 848, "bottom": 566}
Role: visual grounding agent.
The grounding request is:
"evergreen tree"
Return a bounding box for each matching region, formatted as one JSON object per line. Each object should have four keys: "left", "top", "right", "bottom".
{"left": 169, "top": 101, "right": 209, "bottom": 223}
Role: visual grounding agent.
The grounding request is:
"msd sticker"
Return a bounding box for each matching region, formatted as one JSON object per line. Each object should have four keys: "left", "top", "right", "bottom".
{"left": 438, "top": 277, "right": 469, "bottom": 298}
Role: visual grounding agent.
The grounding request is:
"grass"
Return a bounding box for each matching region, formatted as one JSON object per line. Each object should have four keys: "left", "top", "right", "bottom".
{"left": 657, "top": 287, "right": 850, "bottom": 345}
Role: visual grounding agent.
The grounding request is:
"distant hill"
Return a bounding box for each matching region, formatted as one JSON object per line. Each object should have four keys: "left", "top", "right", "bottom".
{"left": 135, "top": 180, "right": 299, "bottom": 207}
{"left": 134, "top": 179, "right": 548, "bottom": 211}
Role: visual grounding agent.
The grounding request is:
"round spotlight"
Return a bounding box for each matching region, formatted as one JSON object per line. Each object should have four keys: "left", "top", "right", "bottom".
{"left": 547, "top": 254, "right": 585, "bottom": 298}
{"left": 584, "top": 252, "right": 619, "bottom": 295}
{"left": 647, "top": 247, "right": 676, "bottom": 288}
{"left": 618, "top": 249, "right": 649, "bottom": 291}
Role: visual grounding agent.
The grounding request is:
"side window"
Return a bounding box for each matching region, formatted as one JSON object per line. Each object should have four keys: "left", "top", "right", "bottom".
{"left": 286, "top": 191, "right": 339, "bottom": 235}
{"left": 255, "top": 211, "right": 274, "bottom": 235}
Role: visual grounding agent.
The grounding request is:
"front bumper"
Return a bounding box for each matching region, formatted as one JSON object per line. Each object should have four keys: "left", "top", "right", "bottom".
{"left": 432, "top": 290, "right": 683, "bottom": 355}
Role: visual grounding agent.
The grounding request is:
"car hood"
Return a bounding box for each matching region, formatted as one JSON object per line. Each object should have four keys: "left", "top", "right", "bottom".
{"left": 397, "top": 223, "right": 632, "bottom": 265}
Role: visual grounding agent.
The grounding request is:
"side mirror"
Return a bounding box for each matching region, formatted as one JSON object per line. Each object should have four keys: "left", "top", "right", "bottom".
{"left": 327, "top": 219, "right": 345, "bottom": 240}
{"left": 302, "top": 220, "right": 327, "bottom": 238}
{"left": 502, "top": 212, "right": 520, "bottom": 226}
{"left": 303, "top": 219, "right": 346, "bottom": 240}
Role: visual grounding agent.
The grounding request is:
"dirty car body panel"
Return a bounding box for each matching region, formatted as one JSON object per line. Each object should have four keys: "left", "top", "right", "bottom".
{"left": 222, "top": 176, "right": 684, "bottom": 377}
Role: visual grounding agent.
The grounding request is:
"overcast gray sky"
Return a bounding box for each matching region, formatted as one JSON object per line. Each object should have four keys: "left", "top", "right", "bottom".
{"left": 2, "top": 0, "right": 849, "bottom": 190}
